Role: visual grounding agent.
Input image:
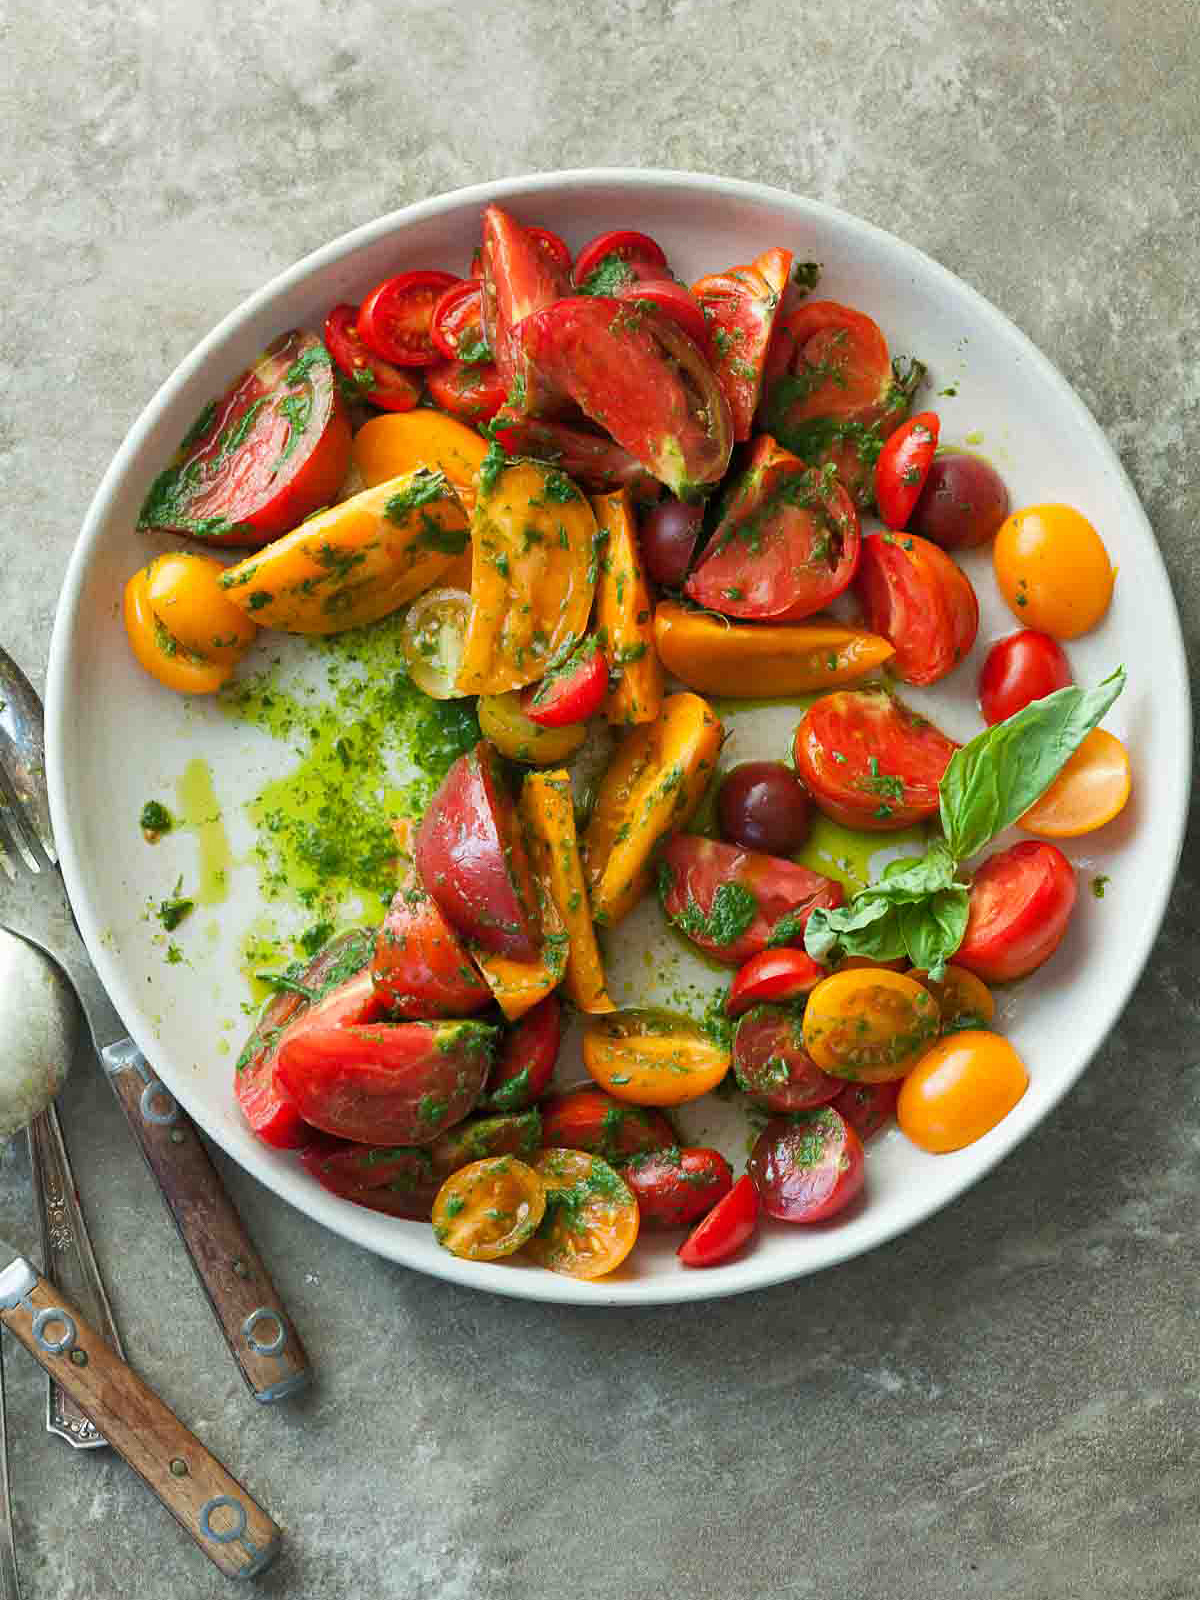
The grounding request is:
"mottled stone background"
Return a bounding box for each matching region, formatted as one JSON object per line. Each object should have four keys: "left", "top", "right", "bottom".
{"left": 1, "top": 2, "right": 1198, "bottom": 1596}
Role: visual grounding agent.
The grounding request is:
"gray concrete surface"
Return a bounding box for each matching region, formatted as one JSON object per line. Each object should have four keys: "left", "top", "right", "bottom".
{"left": 2, "top": 1, "right": 1199, "bottom": 1596}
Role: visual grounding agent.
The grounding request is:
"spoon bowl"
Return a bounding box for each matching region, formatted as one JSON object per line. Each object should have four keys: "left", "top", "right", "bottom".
{"left": 0, "top": 929, "right": 73, "bottom": 1139}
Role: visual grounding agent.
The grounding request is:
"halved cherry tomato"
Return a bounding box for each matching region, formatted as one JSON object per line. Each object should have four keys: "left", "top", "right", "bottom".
{"left": 430, "top": 280, "right": 489, "bottom": 363}
{"left": 1017, "top": 727, "right": 1131, "bottom": 838}
{"left": 684, "top": 434, "right": 860, "bottom": 621}
{"left": 521, "top": 636, "right": 608, "bottom": 727}
{"left": 478, "top": 692, "right": 587, "bottom": 764}
{"left": 526, "top": 225, "right": 572, "bottom": 272}
{"left": 415, "top": 741, "right": 543, "bottom": 960}
{"left": 677, "top": 1173, "right": 759, "bottom": 1267}
{"left": 582, "top": 1009, "right": 731, "bottom": 1107}
{"left": 692, "top": 247, "right": 792, "bottom": 440}
{"left": 615, "top": 279, "right": 708, "bottom": 348}
{"left": 325, "top": 304, "right": 422, "bottom": 412}
{"left": 853, "top": 531, "right": 978, "bottom": 686}
{"left": 726, "top": 948, "right": 827, "bottom": 1017}
{"left": 573, "top": 229, "right": 668, "bottom": 290}
{"left": 426, "top": 360, "right": 507, "bottom": 424}
{"left": 657, "top": 835, "right": 843, "bottom": 968}
{"left": 491, "top": 415, "right": 661, "bottom": 500}
{"left": 979, "top": 630, "right": 1073, "bottom": 724}
{"left": 717, "top": 761, "right": 812, "bottom": 856}
{"left": 400, "top": 586, "right": 472, "bottom": 700}
{"left": 793, "top": 689, "right": 959, "bottom": 830}
{"left": 874, "top": 412, "right": 940, "bottom": 529}
{"left": 955, "top": 841, "right": 1076, "bottom": 984}
{"left": 480, "top": 204, "right": 573, "bottom": 397}
{"left": 622, "top": 1147, "right": 733, "bottom": 1229}
{"left": 524, "top": 1149, "right": 640, "bottom": 1278}
{"left": 539, "top": 1087, "right": 676, "bottom": 1161}
{"left": 993, "top": 504, "right": 1115, "bottom": 638}
{"left": 908, "top": 964, "right": 996, "bottom": 1033}
{"left": 897, "top": 1031, "right": 1029, "bottom": 1153}
{"left": 803, "top": 968, "right": 940, "bottom": 1082}
{"left": 371, "top": 878, "right": 492, "bottom": 1019}
{"left": 432, "top": 1156, "right": 546, "bottom": 1259}
{"left": 733, "top": 1005, "right": 842, "bottom": 1113}
{"left": 911, "top": 451, "right": 1009, "bottom": 550}
{"left": 749, "top": 1107, "right": 865, "bottom": 1222}
{"left": 124, "top": 559, "right": 254, "bottom": 696}
{"left": 828, "top": 1079, "right": 899, "bottom": 1142}
{"left": 481, "top": 995, "right": 562, "bottom": 1113}
{"left": 138, "top": 329, "right": 352, "bottom": 546}
{"left": 357, "top": 270, "right": 458, "bottom": 367}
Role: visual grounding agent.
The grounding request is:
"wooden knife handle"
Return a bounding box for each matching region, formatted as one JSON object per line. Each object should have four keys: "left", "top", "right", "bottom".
{"left": 101, "top": 1040, "right": 310, "bottom": 1404}
{"left": 0, "top": 1258, "right": 280, "bottom": 1580}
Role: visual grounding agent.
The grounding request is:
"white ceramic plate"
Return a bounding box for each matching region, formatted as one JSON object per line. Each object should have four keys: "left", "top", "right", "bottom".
{"left": 47, "top": 170, "right": 1190, "bottom": 1305}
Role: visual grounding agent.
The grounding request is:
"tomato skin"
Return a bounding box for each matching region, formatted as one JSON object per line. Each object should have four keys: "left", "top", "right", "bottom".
{"left": 520, "top": 636, "right": 608, "bottom": 727}
{"left": 685, "top": 434, "right": 861, "bottom": 621}
{"left": 622, "top": 1147, "right": 733, "bottom": 1229}
{"left": 897, "top": 1031, "right": 1029, "bottom": 1153}
{"left": 853, "top": 532, "right": 978, "bottom": 687}
{"left": 1018, "top": 727, "right": 1131, "bottom": 839}
{"left": 325, "top": 304, "right": 423, "bottom": 412}
{"left": 910, "top": 451, "right": 1009, "bottom": 550}
{"left": 978, "top": 630, "right": 1072, "bottom": 724}
{"left": 993, "top": 503, "right": 1115, "bottom": 638}
{"left": 357, "top": 270, "right": 458, "bottom": 367}
{"left": 828, "top": 1079, "right": 899, "bottom": 1142}
{"left": 492, "top": 415, "right": 661, "bottom": 500}
{"left": 539, "top": 1087, "right": 676, "bottom": 1161}
{"left": 433, "top": 1156, "right": 546, "bottom": 1260}
{"left": 726, "top": 948, "right": 827, "bottom": 1017}
{"left": 480, "top": 995, "right": 562, "bottom": 1112}
{"left": 370, "top": 880, "right": 492, "bottom": 1019}
{"left": 415, "top": 742, "right": 543, "bottom": 960}
{"left": 955, "top": 841, "right": 1077, "bottom": 984}
{"left": 793, "top": 689, "right": 959, "bottom": 830}
{"left": 717, "top": 761, "right": 812, "bottom": 856}
{"left": 677, "top": 1173, "right": 759, "bottom": 1267}
{"left": 749, "top": 1107, "right": 865, "bottom": 1223}
{"left": 733, "top": 1005, "right": 842, "bottom": 1113}
{"left": 615, "top": 279, "right": 709, "bottom": 348}
{"left": 480, "top": 204, "right": 573, "bottom": 396}
{"left": 657, "top": 834, "right": 843, "bottom": 968}
{"left": 573, "top": 229, "right": 668, "bottom": 288}
{"left": 425, "top": 359, "right": 507, "bottom": 425}
{"left": 874, "top": 412, "right": 940, "bottom": 529}
{"left": 803, "top": 969, "right": 940, "bottom": 1083}
{"left": 691, "top": 249, "right": 793, "bottom": 440}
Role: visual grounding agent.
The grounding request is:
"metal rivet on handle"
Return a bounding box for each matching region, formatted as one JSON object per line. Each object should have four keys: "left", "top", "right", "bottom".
{"left": 32, "top": 1308, "right": 77, "bottom": 1355}
{"left": 169, "top": 1128, "right": 185, "bottom": 1145}
{"left": 170, "top": 1458, "right": 188, "bottom": 1478}
{"left": 200, "top": 1495, "right": 248, "bottom": 1544}
{"left": 242, "top": 1308, "right": 285, "bottom": 1357}
{"left": 140, "top": 1081, "right": 179, "bottom": 1126}
{"left": 231, "top": 1258, "right": 250, "bottom": 1279}
{"left": 69, "top": 1348, "right": 87, "bottom": 1367}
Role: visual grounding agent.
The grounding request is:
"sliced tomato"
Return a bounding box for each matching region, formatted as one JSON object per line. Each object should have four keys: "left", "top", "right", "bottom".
{"left": 726, "top": 948, "right": 827, "bottom": 1017}
{"left": 691, "top": 247, "right": 792, "bottom": 440}
{"left": 875, "top": 412, "right": 940, "bottom": 529}
{"left": 491, "top": 414, "right": 661, "bottom": 499}
{"left": 324, "top": 304, "right": 422, "bottom": 413}
{"left": 370, "top": 879, "right": 492, "bottom": 1018}
{"left": 677, "top": 1173, "right": 759, "bottom": 1267}
{"left": 853, "top": 532, "right": 979, "bottom": 686}
{"left": 425, "top": 360, "right": 507, "bottom": 425}
{"left": 767, "top": 300, "right": 894, "bottom": 429}
{"left": 622, "top": 1147, "right": 733, "bottom": 1229}
{"left": 733, "top": 1004, "right": 842, "bottom": 1113}
{"left": 433, "top": 1156, "right": 546, "bottom": 1260}
{"left": 828, "top": 1078, "right": 900, "bottom": 1142}
{"left": 430, "top": 280, "right": 489, "bottom": 363}
{"left": 573, "top": 229, "right": 668, "bottom": 290}
{"left": 978, "top": 630, "right": 1073, "bottom": 725}
{"left": 481, "top": 995, "right": 562, "bottom": 1112}
{"left": 657, "top": 835, "right": 843, "bottom": 968}
{"left": 615, "top": 279, "right": 708, "bottom": 348}
{"left": 526, "top": 225, "right": 572, "bottom": 272}
{"left": 793, "top": 688, "right": 959, "bottom": 830}
{"left": 684, "top": 434, "right": 860, "bottom": 621}
{"left": 520, "top": 635, "right": 607, "bottom": 727}
{"left": 539, "top": 1087, "right": 676, "bottom": 1160}
{"left": 749, "top": 1108, "right": 864, "bottom": 1223}
{"left": 480, "top": 204, "right": 572, "bottom": 397}
{"left": 138, "top": 329, "right": 352, "bottom": 547}
{"left": 955, "top": 841, "right": 1077, "bottom": 984}
{"left": 516, "top": 296, "right": 733, "bottom": 500}
{"left": 357, "top": 270, "right": 457, "bottom": 367}
{"left": 524, "top": 1149, "right": 639, "bottom": 1278}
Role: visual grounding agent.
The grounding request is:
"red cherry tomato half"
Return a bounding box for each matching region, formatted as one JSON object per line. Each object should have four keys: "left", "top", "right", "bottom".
{"left": 875, "top": 412, "right": 941, "bottom": 530}
{"left": 356, "top": 270, "right": 458, "bottom": 368}
{"left": 732, "top": 1005, "right": 842, "bottom": 1113}
{"left": 749, "top": 1107, "right": 865, "bottom": 1223}
{"left": 622, "top": 1146, "right": 734, "bottom": 1229}
{"left": 955, "top": 840, "right": 1077, "bottom": 984}
{"left": 726, "top": 948, "right": 827, "bottom": 1017}
{"left": 324, "top": 304, "right": 422, "bottom": 413}
{"left": 853, "top": 531, "right": 979, "bottom": 687}
{"left": 978, "top": 630, "right": 1073, "bottom": 724}
{"left": 573, "top": 229, "right": 668, "bottom": 289}
{"left": 828, "top": 1078, "right": 900, "bottom": 1142}
{"left": 520, "top": 636, "right": 608, "bottom": 728}
{"left": 526, "top": 225, "right": 572, "bottom": 272}
{"left": 615, "top": 279, "right": 709, "bottom": 348}
{"left": 425, "top": 360, "right": 508, "bottom": 425}
{"left": 539, "top": 1087, "right": 677, "bottom": 1161}
{"left": 481, "top": 995, "right": 562, "bottom": 1113}
{"left": 430, "top": 280, "right": 488, "bottom": 363}
{"left": 677, "top": 1173, "right": 760, "bottom": 1267}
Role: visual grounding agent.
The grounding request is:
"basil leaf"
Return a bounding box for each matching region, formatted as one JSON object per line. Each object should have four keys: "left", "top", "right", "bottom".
{"left": 877, "top": 839, "right": 957, "bottom": 897}
{"left": 940, "top": 668, "right": 1126, "bottom": 861}
{"left": 804, "top": 895, "right": 905, "bottom": 965}
{"left": 897, "top": 887, "right": 970, "bottom": 981}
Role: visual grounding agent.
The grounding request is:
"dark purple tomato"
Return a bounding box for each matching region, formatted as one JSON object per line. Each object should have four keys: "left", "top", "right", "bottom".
{"left": 748, "top": 1107, "right": 864, "bottom": 1223}
{"left": 638, "top": 498, "right": 704, "bottom": 588}
{"left": 717, "top": 762, "right": 812, "bottom": 855}
{"left": 909, "top": 452, "right": 1009, "bottom": 551}
{"left": 732, "top": 1005, "right": 842, "bottom": 1114}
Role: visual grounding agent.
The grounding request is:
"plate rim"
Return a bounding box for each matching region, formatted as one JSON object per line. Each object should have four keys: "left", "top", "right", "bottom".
{"left": 45, "top": 166, "right": 1193, "bottom": 1306}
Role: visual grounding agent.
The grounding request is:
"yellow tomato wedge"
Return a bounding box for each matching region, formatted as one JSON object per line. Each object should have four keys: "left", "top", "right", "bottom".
{"left": 456, "top": 460, "right": 597, "bottom": 695}
{"left": 592, "top": 489, "right": 663, "bottom": 726}
{"left": 653, "top": 601, "right": 895, "bottom": 697}
{"left": 583, "top": 1009, "right": 731, "bottom": 1106}
{"left": 470, "top": 891, "right": 568, "bottom": 1022}
{"left": 1018, "top": 727, "right": 1131, "bottom": 838}
{"left": 582, "top": 692, "right": 723, "bottom": 925}
{"left": 218, "top": 470, "right": 468, "bottom": 633}
{"left": 520, "top": 770, "right": 614, "bottom": 1014}
{"left": 352, "top": 409, "right": 489, "bottom": 503}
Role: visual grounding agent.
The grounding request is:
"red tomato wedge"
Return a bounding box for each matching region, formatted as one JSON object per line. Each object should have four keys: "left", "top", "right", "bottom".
{"left": 657, "top": 834, "right": 843, "bottom": 968}
{"left": 793, "top": 689, "right": 959, "bottom": 831}
{"left": 516, "top": 296, "right": 733, "bottom": 500}
{"left": 324, "top": 304, "right": 422, "bottom": 413}
{"left": 726, "top": 948, "right": 827, "bottom": 1017}
{"left": 371, "top": 878, "right": 492, "bottom": 1019}
{"left": 955, "top": 841, "right": 1077, "bottom": 984}
{"left": 520, "top": 636, "right": 608, "bottom": 727}
{"left": 853, "top": 531, "right": 979, "bottom": 686}
{"left": 677, "top": 1173, "right": 759, "bottom": 1267}
{"left": 138, "top": 329, "right": 352, "bottom": 548}
{"left": 480, "top": 204, "right": 572, "bottom": 397}
{"left": 357, "top": 270, "right": 457, "bottom": 367}
{"left": 480, "top": 995, "right": 563, "bottom": 1112}
{"left": 615, "top": 279, "right": 709, "bottom": 347}
{"left": 684, "top": 434, "right": 860, "bottom": 621}
{"left": 491, "top": 415, "right": 661, "bottom": 500}
{"left": 875, "top": 412, "right": 940, "bottom": 529}
{"left": 430, "top": 280, "right": 489, "bottom": 363}
{"left": 622, "top": 1147, "right": 733, "bottom": 1229}
{"left": 691, "top": 247, "right": 792, "bottom": 440}
{"left": 749, "top": 1108, "right": 864, "bottom": 1223}
{"left": 732, "top": 1005, "right": 842, "bottom": 1113}
{"left": 425, "top": 360, "right": 507, "bottom": 425}
{"left": 573, "top": 229, "right": 668, "bottom": 289}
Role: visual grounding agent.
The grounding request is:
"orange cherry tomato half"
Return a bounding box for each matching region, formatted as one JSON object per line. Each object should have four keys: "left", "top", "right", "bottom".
{"left": 802, "top": 969, "right": 940, "bottom": 1083}
{"left": 1018, "top": 727, "right": 1131, "bottom": 838}
{"left": 357, "top": 270, "right": 458, "bottom": 368}
{"left": 431, "top": 1156, "right": 546, "bottom": 1260}
{"left": 523, "top": 1149, "right": 640, "bottom": 1278}
{"left": 993, "top": 503, "right": 1115, "bottom": 638}
{"left": 897, "top": 1031, "right": 1029, "bottom": 1153}
{"left": 324, "top": 304, "right": 422, "bottom": 412}
{"left": 874, "top": 411, "right": 940, "bottom": 530}
{"left": 124, "top": 565, "right": 240, "bottom": 696}
{"left": 582, "top": 1009, "right": 731, "bottom": 1106}
{"left": 907, "top": 964, "right": 996, "bottom": 1034}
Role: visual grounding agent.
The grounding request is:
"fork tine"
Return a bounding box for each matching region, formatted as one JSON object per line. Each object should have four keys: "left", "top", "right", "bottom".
{"left": 0, "top": 759, "right": 44, "bottom": 875}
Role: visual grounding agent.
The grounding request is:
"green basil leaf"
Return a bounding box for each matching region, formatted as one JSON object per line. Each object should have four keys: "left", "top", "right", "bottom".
{"left": 877, "top": 839, "right": 957, "bottom": 898}
{"left": 940, "top": 667, "right": 1126, "bottom": 861}
{"left": 804, "top": 895, "right": 905, "bottom": 965}
{"left": 897, "top": 887, "right": 970, "bottom": 981}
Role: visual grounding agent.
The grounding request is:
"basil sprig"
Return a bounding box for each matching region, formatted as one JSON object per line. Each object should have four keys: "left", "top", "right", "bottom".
{"left": 804, "top": 668, "right": 1126, "bottom": 980}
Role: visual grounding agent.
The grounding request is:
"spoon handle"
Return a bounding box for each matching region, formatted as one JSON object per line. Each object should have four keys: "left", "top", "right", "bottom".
{"left": 101, "top": 1041, "right": 310, "bottom": 1404}
{"left": 28, "top": 1104, "right": 124, "bottom": 1447}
